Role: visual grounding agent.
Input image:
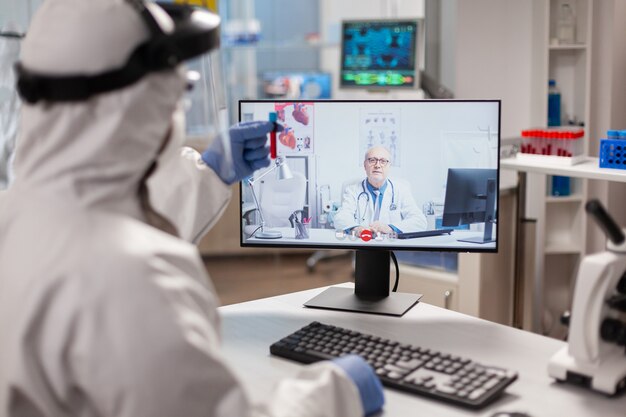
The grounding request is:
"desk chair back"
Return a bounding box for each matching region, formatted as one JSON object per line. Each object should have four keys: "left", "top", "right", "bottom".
{"left": 258, "top": 172, "right": 307, "bottom": 227}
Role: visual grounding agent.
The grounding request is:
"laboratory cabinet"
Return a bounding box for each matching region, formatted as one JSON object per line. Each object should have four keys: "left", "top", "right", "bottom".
{"left": 524, "top": 0, "right": 593, "bottom": 337}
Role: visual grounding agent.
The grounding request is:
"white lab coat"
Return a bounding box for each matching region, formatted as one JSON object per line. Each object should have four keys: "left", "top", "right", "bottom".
{"left": 0, "top": 7, "right": 363, "bottom": 415}
{"left": 334, "top": 179, "right": 427, "bottom": 233}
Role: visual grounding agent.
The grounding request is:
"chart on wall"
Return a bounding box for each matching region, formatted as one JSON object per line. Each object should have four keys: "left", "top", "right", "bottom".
{"left": 359, "top": 108, "right": 401, "bottom": 166}
{"left": 275, "top": 102, "right": 314, "bottom": 155}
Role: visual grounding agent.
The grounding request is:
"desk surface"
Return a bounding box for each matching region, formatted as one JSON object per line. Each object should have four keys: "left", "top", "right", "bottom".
{"left": 501, "top": 156, "right": 626, "bottom": 182}
{"left": 218, "top": 284, "right": 625, "bottom": 417}
{"left": 245, "top": 228, "right": 497, "bottom": 250}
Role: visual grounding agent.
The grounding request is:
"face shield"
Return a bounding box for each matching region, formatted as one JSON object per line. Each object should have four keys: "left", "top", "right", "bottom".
{"left": 0, "top": 31, "right": 22, "bottom": 189}
{"left": 184, "top": 47, "right": 229, "bottom": 151}
{"left": 15, "top": 0, "right": 230, "bottom": 164}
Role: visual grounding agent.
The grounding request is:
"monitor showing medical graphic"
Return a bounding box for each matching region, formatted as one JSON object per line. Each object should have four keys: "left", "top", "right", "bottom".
{"left": 239, "top": 100, "right": 500, "bottom": 316}
{"left": 340, "top": 19, "right": 419, "bottom": 89}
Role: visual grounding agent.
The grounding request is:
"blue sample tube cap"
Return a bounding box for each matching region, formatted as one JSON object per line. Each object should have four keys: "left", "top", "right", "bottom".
{"left": 607, "top": 130, "right": 621, "bottom": 139}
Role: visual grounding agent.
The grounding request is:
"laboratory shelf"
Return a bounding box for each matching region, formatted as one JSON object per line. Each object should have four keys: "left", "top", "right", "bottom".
{"left": 548, "top": 43, "right": 587, "bottom": 51}
{"left": 502, "top": 157, "right": 626, "bottom": 183}
{"left": 544, "top": 244, "right": 582, "bottom": 255}
{"left": 545, "top": 194, "right": 584, "bottom": 204}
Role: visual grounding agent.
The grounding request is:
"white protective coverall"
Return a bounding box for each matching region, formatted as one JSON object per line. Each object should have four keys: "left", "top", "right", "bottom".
{"left": 0, "top": 1, "right": 363, "bottom": 416}
{"left": 333, "top": 179, "right": 427, "bottom": 233}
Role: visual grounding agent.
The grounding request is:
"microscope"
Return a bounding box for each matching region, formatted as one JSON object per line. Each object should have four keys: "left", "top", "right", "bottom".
{"left": 548, "top": 200, "right": 626, "bottom": 394}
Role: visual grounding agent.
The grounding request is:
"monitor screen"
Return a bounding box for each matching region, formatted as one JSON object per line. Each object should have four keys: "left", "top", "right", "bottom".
{"left": 340, "top": 19, "right": 419, "bottom": 89}
{"left": 239, "top": 100, "right": 500, "bottom": 315}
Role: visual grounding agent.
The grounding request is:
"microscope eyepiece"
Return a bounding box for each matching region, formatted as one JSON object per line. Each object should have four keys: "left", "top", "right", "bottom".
{"left": 585, "top": 200, "right": 625, "bottom": 245}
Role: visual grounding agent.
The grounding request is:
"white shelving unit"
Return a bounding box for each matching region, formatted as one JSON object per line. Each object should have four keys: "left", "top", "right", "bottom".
{"left": 503, "top": 156, "right": 626, "bottom": 337}
{"left": 520, "top": 0, "right": 594, "bottom": 338}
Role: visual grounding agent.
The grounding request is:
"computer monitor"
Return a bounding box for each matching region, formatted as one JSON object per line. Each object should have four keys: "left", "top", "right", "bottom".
{"left": 442, "top": 168, "right": 498, "bottom": 244}
{"left": 239, "top": 100, "right": 500, "bottom": 316}
{"left": 340, "top": 19, "right": 419, "bottom": 89}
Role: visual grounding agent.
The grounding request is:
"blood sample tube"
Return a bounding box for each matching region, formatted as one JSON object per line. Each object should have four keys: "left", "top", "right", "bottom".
{"left": 269, "top": 112, "right": 277, "bottom": 159}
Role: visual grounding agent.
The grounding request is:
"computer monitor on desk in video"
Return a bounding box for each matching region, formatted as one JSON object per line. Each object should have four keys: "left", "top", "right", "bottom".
{"left": 442, "top": 168, "right": 498, "bottom": 244}
{"left": 239, "top": 100, "right": 501, "bottom": 316}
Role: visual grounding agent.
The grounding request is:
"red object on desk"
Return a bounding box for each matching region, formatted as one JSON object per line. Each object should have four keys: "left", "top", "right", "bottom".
{"left": 360, "top": 229, "right": 373, "bottom": 242}
{"left": 269, "top": 112, "right": 277, "bottom": 159}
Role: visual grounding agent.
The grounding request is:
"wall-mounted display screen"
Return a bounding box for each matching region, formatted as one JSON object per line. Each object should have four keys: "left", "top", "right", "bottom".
{"left": 340, "top": 20, "right": 419, "bottom": 89}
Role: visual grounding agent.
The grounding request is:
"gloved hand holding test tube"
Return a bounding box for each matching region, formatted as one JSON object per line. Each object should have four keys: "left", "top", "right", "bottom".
{"left": 201, "top": 119, "right": 283, "bottom": 184}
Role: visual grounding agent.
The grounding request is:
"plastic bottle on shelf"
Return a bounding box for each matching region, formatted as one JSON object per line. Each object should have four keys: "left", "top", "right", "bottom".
{"left": 552, "top": 175, "right": 570, "bottom": 196}
{"left": 557, "top": 1, "right": 576, "bottom": 45}
{"left": 548, "top": 80, "right": 561, "bottom": 127}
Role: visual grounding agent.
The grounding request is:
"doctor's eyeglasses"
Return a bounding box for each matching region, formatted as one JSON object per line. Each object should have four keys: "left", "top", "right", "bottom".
{"left": 366, "top": 157, "right": 390, "bottom": 167}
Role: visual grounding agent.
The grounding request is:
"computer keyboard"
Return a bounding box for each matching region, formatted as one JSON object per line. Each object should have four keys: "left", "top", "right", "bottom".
{"left": 397, "top": 229, "right": 453, "bottom": 239}
{"left": 270, "top": 321, "right": 518, "bottom": 409}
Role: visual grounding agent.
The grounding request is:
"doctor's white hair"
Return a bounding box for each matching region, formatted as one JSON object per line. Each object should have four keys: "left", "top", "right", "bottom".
{"left": 364, "top": 146, "right": 392, "bottom": 163}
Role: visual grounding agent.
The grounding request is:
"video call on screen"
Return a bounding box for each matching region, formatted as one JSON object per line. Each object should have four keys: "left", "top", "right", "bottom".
{"left": 240, "top": 100, "right": 500, "bottom": 251}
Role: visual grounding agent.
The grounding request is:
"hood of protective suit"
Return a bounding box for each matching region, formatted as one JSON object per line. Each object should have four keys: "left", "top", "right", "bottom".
{"left": 13, "top": 0, "right": 186, "bottom": 215}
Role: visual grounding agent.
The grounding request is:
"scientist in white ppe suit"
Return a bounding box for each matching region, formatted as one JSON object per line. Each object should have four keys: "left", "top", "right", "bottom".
{"left": 334, "top": 146, "right": 427, "bottom": 236}
{"left": 0, "top": 1, "right": 384, "bottom": 417}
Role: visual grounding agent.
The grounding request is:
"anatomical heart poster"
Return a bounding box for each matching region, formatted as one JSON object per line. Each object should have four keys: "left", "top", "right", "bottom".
{"left": 274, "top": 102, "right": 314, "bottom": 155}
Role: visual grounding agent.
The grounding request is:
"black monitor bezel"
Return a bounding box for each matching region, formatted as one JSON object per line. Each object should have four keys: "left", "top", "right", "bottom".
{"left": 339, "top": 18, "right": 421, "bottom": 90}
{"left": 238, "top": 99, "right": 501, "bottom": 254}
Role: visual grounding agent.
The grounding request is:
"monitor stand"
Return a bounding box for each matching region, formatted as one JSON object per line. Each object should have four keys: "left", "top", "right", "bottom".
{"left": 303, "top": 250, "right": 422, "bottom": 316}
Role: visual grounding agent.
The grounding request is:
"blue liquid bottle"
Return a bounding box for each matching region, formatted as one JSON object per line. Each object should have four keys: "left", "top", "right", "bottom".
{"left": 547, "top": 80, "right": 569, "bottom": 195}
{"left": 548, "top": 79, "right": 561, "bottom": 127}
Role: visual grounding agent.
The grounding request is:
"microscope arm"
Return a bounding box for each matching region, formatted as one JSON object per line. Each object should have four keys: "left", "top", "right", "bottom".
{"left": 568, "top": 252, "right": 624, "bottom": 363}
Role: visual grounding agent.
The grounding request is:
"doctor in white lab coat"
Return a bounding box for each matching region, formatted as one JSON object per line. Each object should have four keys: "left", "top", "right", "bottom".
{"left": 0, "top": 1, "right": 383, "bottom": 417}
{"left": 334, "top": 146, "right": 427, "bottom": 235}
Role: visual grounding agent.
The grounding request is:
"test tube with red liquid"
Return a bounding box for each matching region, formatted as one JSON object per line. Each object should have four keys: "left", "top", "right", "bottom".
{"left": 269, "top": 112, "right": 277, "bottom": 159}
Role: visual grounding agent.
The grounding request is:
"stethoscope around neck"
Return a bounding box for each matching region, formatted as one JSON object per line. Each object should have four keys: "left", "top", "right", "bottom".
{"left": 355, "top": 179, "right": 397, "bottom": 222}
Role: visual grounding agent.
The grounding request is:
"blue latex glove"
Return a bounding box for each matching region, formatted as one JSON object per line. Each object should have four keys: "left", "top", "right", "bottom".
{"left": 201, "top": 121, "right": 282, "bottom": 185}
{"left": 332, "top": 354, "right": 385, "bottom": 416}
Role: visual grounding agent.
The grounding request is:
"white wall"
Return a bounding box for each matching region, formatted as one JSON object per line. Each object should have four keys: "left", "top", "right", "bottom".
{"left": 452, "top": 0, "right": 535, "bottom": 140}
{"left": 588, "top": 0, "right": 626, "bottom": 250}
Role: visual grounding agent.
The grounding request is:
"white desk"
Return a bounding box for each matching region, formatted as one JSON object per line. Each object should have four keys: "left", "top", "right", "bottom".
{"left": 245, "top": 228, "right": 497, "bottom": 250}
{"left": 219, "top": 284, "right": 625, "bottom": 417}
